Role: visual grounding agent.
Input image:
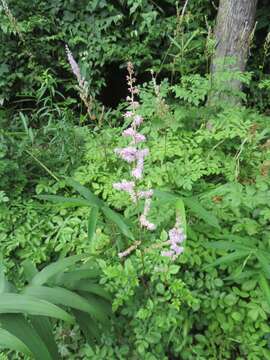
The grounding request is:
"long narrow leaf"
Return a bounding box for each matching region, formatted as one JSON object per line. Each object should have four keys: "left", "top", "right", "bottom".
{"left": 0, "top": 328, "right": 31, "bottom": 355}
{"left": 0, "top": 314, "right": 53, "bottom": 360}
{"left": 256, "top": 252, "right": 270, "bottom": 279}
{"left": 0, "top": 294, "right": 73, "bottom": 323}
{"left": 24, "top": 286, "right": 106, "bottom": 321}
{"left": 53, "top": 268, "right": 101, "bottom": 287}
{"left": 37, "top": 195, "right": 90, "bottom": 208}
{"left": 68, "top": 280, "right": 111, "bottom": 301}
{"left": 184, "top": 197, "right": 220, "bottom": 229}
{"left": 259, "top": 274, "right": 270, "bottom": 308}
{"left": 204, "top": 251, "right": 250, "bottom": 269}
{"left": 31, "top": 255, "right": 83, "bottom": 286}
{"left": 88, "top": 207, "right": 99, "bottom": 242}
{"left": 66, "top": 178, "right": 103, "bottom": 207}
{"left": 29, "top": 316, "right": 59, "bottom": 359}
{"left": 102, "top": 206, "right": 134, "bottom": 240}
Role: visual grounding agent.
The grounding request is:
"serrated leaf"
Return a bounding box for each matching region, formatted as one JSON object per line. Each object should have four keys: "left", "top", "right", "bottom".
{"left": 31, "top": 255, "right": 83, "bottom": 286}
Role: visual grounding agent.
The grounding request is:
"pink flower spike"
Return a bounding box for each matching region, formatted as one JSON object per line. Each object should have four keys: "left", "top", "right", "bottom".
{"left": 122, "top": 128, "right": 146, "bottom": 144}
{"left": 161, "top": 250, "right": 175, "bottom": 258}
{"left": 115, "top": 147, "right": 137, "bottom": 163}
{"left": 113, "top": 180, "right": 135, "bottom": 193}
{"left": 138, "top": 190, "right": 153, "bottom": 199}
{"left": 123, "top": 111, "right": 133, "bottom": 118}
{"left": 133, "top": 115, "right": 143, "bottom": 126}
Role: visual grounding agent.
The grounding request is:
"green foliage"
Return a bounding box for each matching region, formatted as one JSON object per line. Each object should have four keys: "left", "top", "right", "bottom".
{"left": 0, "top": 256, "right": 111, "bottom": 359}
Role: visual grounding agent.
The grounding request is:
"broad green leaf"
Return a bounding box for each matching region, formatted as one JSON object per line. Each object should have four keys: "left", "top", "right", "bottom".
{"left": 31, "top": 255, "right": 83, "bottom": 286}
{"left": 0, "top": 314, "right": 53, "bottom": 360}
{"left": 183, "top": 197, "right": 220, "bottom": 229}
{"left": 29, "top": 316, "right": 59, "bottom": 359}
{"left": 24, "top": 285, "right": 106, "bottom": 321}
{"left": 37, "top": 195, "right": 90, "bottom": 208}
{"left": 102, "top": 206, "right": 134, "bottom": 240}
{"left": 204, "top": 251, "right": 250, "bottom": 269}
{"left": 0, "top": 293, "right": 73, "bottom": 323}
{"left": 88, "top": 207, "right": 99, "bottom": 242}
{"left": 259, "top": 274, "right": 270, "bottom": 308}
{"left": 0, "top": 328, "right": 31, "bottom": 355}
{"left": 0, "top": 267, "right": 11, "bottom": 294}
{"left": 66, "top": 178, "right": 103, "bottom": 207}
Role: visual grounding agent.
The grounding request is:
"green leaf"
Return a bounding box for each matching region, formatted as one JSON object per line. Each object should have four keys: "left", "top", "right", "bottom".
{"left": 0, "top": 293, "right": 74, "bottom": 323}
{"left": 88, "top": 207, "right": 99, "bottom": 242}
{"left": 29, "top": 316, "right": 59, "bottom": 359}
{"left": 259, "top": 274, "right": 270, "bottom": 308}
{"left": 69, "top": 280, "right": 111, "bottom": 301}
{"left": 184, "top": 197, "right": 220, "bottom": 229}
{"left": 31, "top": 255, "right": 83, "bottom": 286}
{"left": 22, "top": 260, "right": 38, "bottom": 282}
{"left": 205, "top": 241, "right": 251, "bottom": 251}
{"left": 53, "top": 268, "right": 101, "bottom": 287}
{"left": 0, "top": 328, "right": 31, "bottom": 355}
{"left": 37, "top": 195, "right": 91, "bottom": 208}
{"left": 256, "top": 252, "right": 270, "bottom": 279}
{"left": 66, "top": 178, "right": 103, "bottom": 207}
{"left": 24, "top": 285, "right": 106, "bottom": 321}
{"left": 102, "top": 206, "right": 134, "bottom": 240}
{"left": 0, "top": 314, "right": 53, "bottom": 360}
{"left": 72, "top": 309, "right": 101, "bottom": 345}
{"left": 204, "top": 251, "right": 250, "bottom": 269}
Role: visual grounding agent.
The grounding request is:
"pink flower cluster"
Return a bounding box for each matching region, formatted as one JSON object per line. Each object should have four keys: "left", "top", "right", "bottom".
{"left": 161, "top": 216, "right": 185, "bottom": 260}
{"left": 113, "top": 62, "right": 155, "bottom": 233}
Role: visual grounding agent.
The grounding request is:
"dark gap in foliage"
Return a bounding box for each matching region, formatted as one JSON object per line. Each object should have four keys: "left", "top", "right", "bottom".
{"left": 98, "top": 63, "right": 152, "bottom": 108}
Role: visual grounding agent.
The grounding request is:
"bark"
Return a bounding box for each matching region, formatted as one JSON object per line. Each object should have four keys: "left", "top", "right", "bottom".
{"left": 209, "top": 0, "right": 258, "bottom": 105}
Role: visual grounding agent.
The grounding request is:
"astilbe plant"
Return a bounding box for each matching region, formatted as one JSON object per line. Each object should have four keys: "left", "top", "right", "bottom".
{"left": 65, "top": 45, "right": 98, "bottom": 122}
{"left": 113, "top": 62, "right": 186, "bottom": 259}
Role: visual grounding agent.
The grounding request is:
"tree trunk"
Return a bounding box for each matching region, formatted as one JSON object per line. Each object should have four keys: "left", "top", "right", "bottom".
{"left": 209, "top": 0, "right": 258, "bottom": 105}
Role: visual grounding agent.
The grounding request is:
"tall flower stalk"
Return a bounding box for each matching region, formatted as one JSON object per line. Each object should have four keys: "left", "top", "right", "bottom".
{"left": 65, "top": 45, "right": 96, "bottom": 122}
{"left": 113, "top": 62, "right": 185, "bottom": 260}
{"left": 113, "top": 62, "right": 156, "bottom": 240}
